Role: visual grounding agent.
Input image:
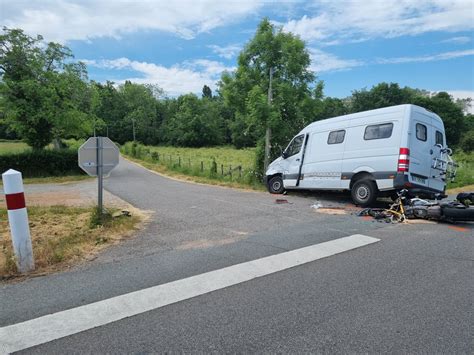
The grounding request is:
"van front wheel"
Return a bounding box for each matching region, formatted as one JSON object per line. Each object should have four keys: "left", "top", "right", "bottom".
{"left": 268, "top": 176, "right": 285, "bottom": 194}
{"left": 351, "top": 179, "right": 378, "bottom": 207}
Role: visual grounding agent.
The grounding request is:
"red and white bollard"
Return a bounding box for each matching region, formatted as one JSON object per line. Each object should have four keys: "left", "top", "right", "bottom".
{"left": 2, "top": 169, "right": 34, "bottom": 272}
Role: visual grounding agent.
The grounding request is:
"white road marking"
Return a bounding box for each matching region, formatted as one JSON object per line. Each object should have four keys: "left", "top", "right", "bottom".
{"left": 0, "top": 234, "right": 379, "bottom": 354}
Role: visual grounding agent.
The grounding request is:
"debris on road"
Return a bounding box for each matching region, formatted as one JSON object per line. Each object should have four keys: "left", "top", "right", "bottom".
{"left": 112, "top": 210, "right": 131, "bottom": 218}
{"left": 310, "top": 201, "right": 322, "bottom": 209}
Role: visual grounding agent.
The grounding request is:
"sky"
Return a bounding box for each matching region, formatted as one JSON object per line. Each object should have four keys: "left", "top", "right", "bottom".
{"left": 2, "top": 0, "right": 474, "bottom": 108}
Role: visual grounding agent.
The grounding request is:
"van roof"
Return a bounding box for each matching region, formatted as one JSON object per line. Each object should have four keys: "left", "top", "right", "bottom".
{"left": 300, "top": 104, "right": 443, "bottom": 134}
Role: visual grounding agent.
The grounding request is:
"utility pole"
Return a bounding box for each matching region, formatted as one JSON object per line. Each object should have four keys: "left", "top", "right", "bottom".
{"left": 264, "top": 67, "right": 273, "bottom": 172}
{"left": 132, "top": 119, "right": 136, "bottom": 141}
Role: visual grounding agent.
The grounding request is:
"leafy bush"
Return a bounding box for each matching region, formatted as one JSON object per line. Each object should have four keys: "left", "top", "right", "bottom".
{"left": 0, "top": 149, "right": 83, "bottom": 177}
{"left": 459, "top": 129, "right": 474, "bottom": 152}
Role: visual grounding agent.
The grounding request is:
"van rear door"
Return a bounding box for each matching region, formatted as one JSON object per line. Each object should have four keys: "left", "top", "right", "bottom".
{"left": 429, "top": 120, "right": 447, "bottom": 192}
{"left": 408, "top": 114, "right": 432, "bottom": 188}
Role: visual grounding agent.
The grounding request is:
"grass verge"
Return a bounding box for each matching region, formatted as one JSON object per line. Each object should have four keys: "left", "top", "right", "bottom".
{"left": 125, "top": 156, "right": 266, "bottom": 192}
{"left": 1, "top": 206, "right": 142, "bottom": 279}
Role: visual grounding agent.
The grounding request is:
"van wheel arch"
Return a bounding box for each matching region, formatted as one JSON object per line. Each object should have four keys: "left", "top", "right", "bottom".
{"left": 349, "top": 172, "right": 376, "bottom": 189}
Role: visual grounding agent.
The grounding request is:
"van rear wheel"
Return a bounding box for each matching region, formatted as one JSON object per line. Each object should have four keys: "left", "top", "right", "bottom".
{"left": 268, "top": 176, "right": 285, "bottom": 194}
{"left": 351, "top": 179, "right": 378, "bottom": 207}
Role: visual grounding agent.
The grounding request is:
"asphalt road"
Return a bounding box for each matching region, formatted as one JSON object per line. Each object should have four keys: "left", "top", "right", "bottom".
{"left": 1, "top": 158, "right": 472, "bottom": 353}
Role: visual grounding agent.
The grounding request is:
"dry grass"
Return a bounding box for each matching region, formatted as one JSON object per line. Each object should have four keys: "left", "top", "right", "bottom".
{"left": 0, "top": 206, "right": 143, "bottom": 279}
{"left": 446, "top": 184, "right": 474, "bottom": 195}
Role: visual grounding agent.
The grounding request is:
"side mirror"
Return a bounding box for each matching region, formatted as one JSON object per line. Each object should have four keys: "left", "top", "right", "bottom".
{"left": 281, "top": 151, "right": 288, "bottom": 159}
{"left": 447, "top": 148, "right": 453, "bottom": 156}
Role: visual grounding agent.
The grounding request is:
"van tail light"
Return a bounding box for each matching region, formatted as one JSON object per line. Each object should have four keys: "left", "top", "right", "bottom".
{"left": 397, "top": 148, "right": 410, "bottom": 172}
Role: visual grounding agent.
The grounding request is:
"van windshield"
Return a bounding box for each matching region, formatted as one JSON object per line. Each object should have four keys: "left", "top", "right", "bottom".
{"left": 285, "top": 135, "right": 304, "bottom": 157}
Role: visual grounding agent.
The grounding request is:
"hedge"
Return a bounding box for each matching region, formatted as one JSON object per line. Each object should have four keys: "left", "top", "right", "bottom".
{"left": 0, "top": 149, "right": 84, "bottom": 178}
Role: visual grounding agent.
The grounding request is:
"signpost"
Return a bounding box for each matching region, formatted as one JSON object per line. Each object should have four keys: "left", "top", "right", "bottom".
{"left": 78, "top": 137, "right": 119, "bottom": 215}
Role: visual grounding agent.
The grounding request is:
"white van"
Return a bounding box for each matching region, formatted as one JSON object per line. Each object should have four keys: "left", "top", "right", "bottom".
{"left": 264, "top": 104, "right": 456, "bottom": 206}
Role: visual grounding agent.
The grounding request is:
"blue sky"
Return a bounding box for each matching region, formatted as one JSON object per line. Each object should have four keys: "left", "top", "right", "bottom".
{"left": 2, "top": 0, "right": 474, "bottom": 105}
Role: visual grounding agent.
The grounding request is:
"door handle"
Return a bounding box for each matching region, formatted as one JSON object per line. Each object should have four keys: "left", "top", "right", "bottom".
{"left": 296, "top": 158, "right": 300, "bottom": 162}
{"left": 430, "top": 149, "right": 433, "bottom": 155}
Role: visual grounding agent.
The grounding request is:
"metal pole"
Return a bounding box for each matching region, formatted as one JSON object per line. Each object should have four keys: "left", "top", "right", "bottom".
{"left": 106, "top": 126, "right": 109, "bottom": 137}
{"left": 264, "top": 67, "right": 273, "bottom": 172}
{"left": 97, "top": 136, "right": 104, "bottom": 218}
{"left": 132, "top": 119, "right": 136, "bottom": 141}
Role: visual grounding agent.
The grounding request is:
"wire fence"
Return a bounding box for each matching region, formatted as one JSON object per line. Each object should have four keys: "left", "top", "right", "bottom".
{"left": 121, "top": 142, "right": 263, "bottom": 185}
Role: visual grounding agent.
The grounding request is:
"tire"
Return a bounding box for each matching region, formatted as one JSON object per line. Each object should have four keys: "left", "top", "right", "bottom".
{"left": 442, "top": 205, "right": 474, "bottom": 222}
{"left": 268, "top": 176, "right": 285, "bottom": 194}
{"left": 351, "top": 179, "right": 378, "bottom": 207}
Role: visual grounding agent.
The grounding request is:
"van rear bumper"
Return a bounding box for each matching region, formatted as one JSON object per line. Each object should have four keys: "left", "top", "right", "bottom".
{"left": 393, "top": 173, "right": 447, "bottom": 199}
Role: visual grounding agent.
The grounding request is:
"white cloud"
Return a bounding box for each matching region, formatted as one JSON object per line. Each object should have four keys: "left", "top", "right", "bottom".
{"left": 83, "top": 57, "right": 234, "bottom": 95}
{"left": 283, "top": 1, "right": 474, "bottom": 43}
{"left": 376, "top": 49, "right": 474, "bottom": 64}
{"left": 308, "top": 48, "right": 474, "bottom": 74}
{"left": 440, "top": 36, "right": 471, "bottom": 44}
{"left": 3, "top": 0, "right": 262, "bottom": 43}
{"left": 208, "top": 44, "right": 242, "bottom": 59}
{"left": 309, "top": 49, "right": 363, "bottom": 73}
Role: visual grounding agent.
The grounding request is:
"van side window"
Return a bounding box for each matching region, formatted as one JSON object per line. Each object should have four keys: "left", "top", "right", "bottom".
{"left": 436, "top": 131, "right": 444, "bottom": 145}
{"left": 327, "top": 130, "right": 345, "bottom": 144}
{"left": 416, "top": 123, "right": 427, "bottom": 141}
{"left": 364, "top": 123, "right": 393, "bottom": 140}
{"left": 285, "top": 135, "right": 304, "bottom": 157}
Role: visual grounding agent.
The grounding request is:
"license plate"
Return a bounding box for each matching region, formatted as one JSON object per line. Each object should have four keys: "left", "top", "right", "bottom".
{"left": 412, "top": 176, "right": 426, "bottom": 184}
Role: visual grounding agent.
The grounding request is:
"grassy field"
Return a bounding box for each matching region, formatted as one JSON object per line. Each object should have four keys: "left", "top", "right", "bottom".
{"left": 121, "top": 142, "right": 262, "bottom": 188}
{"left": 131, "top": 144, "right": 256, "bottom": 170}
{"left": 0, "top": 140, "right": 30, "bottom": 155}
{"left": 1, "top": 206, "right": 141, "bottom": 278}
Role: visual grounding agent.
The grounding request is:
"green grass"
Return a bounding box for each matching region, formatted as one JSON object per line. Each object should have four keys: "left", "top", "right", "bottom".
{"left": 448, "top": 151, "right": 474, "bottom": 189}
{"left": 0, "top": 140, "right": 30, "bottom": 155}
{"left": 121, "top": 142, "right": 263, "bottom": 189}
{"left": 144, "top": 145, "right": 256, "bottom": 170}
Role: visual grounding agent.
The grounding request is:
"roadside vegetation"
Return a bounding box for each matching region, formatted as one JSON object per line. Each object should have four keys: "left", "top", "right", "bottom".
{"left": 448, "top": 151, "right": 474, "bottom": 189}
{"left": 0, "top": 206, "right": 141, "bottom": 278}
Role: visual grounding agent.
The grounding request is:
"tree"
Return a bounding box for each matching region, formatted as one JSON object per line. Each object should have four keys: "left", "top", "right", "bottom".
{"left": 0, "top": 27, "right": 97, "bottom": 149}
{"left": 161, "top": 94, "right": 224, "bottom": 147}
{"left": 202, "top": 85, "right": 212, "bottom": 99}
{"left": 219, "top": 18, "right": 315, "bottom": 171}
{"left": 348, "top": 83, "right": 467, "bottom": 147}
{"left": 412, "top": 92, "right": 466, "bottom": 146}
{"left": 350, "top": 83, "right": 416, "bottom": 112}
